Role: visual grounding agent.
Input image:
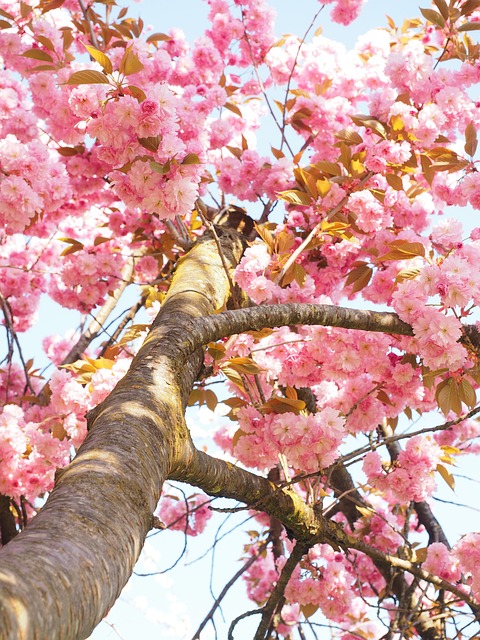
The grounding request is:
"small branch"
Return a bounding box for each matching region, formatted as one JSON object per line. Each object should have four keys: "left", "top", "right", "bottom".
{"left": 77, "top": 0, "right": 100, "bottom": 49}
{"left": 279, "top": 7, "right": 324, "bottom": 152}
{"left": 98, "top": 298, "right": 145, "bottom": 357}
{"left": 349, "top": 537, "right": 476, "bottom": 606}
{"left": 274, "top": 171, "right": 374, "bottom": 284}
{"left": 191, "top": 541, "right": 267, "bottom": 640}
{"left": 380, "top": 420, "right": 450, "bottom": 549}
{"left": 165, "top": 219, "right": 193, "bottom": 251}
{"left": 253, "top": 540, "right": 309, "bottom": 640}
{"left": 196, "top": 204, "right": 242, "bottom": 309}
{"left": 0, "top": 293, "right": 36, "bottom": 396}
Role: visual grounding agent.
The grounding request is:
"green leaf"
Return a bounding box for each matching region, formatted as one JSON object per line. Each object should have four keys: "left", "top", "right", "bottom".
{"left": 65, "top": 70, "right": 110, "bottom": 85}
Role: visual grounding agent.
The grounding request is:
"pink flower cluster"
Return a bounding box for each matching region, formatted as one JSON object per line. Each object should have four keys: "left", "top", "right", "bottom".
{"left": 363, "top": 436, "right": 442, "bottom": 502}
{"left": 452, "top": 533, "right": 480, "bottom": 601}
{"left": 286, "top": 544, "right": 366, "bottom": 623}
{"left": 230, "top": 405, "right": 345, "bottom": 473}
{"left": 157, "top": 491, "right": 212, "bottom": 536}
{"left": 0, "top": 134, "right": 71, "bottom": 234}
{"left": 0, "top": 404, "right": 70, "bottom": 502}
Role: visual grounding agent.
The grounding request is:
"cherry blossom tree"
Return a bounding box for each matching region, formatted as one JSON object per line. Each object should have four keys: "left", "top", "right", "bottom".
{"left": 2, "top": 0, "right": 480, "bottom": 638}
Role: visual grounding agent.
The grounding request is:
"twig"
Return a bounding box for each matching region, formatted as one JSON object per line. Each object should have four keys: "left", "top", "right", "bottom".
{"left": 196, "top": 203, "right": 242, "bottom": 309}
{"left": 274, "top": 171, "right": 374, "bottom": 285}
{"left": 0, "top": 292, "right": 36, "bottom": 396}
{"left": 279, "top": 7, "right": 324, "bottom": 153}
{"left": 77, "top": 0, "right": 100, "bottom": 49}
{"left": 191, "top": 541, "right": 268, "bottom": 639}
{"left": 253, "top": 540, "right": 310, "bottom": 640}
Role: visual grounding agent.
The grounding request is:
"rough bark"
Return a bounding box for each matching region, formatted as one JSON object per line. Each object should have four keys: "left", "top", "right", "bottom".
{"left": 0, "top": 233, "right": 244, "bottom": 640}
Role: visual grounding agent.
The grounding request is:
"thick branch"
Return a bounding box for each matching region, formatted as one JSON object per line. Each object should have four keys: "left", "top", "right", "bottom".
{"left": 171, "top": 447, "right": 346, "bottom": 545}
{"left": 189, "top": 304, "right": 414, "bottom": 348}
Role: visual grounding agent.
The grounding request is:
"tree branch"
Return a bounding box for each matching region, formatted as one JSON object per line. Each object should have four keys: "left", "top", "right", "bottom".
{"left": 191, "top": 540, "right": 268, "bottom": 640}
{"left": 253, "top": 540, "right": 309, "bottom": 640}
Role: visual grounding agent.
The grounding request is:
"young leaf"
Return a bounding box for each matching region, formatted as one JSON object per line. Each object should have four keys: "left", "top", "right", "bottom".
{"left": 435, "top": 377, "right": 462, "bottom": 416}
{"left": 420, "top": 7, "right": 445, "bottom": 28}
{"left": 82, "top": 42, "right": 113, "bottom": 74}
{"left": 127, "top": 85, "right": 147, "bottom": 102}
{"left": 436, "top": 463, "right": 455, "bottom": 491}
{"left": 22, "top": 49, "right": 54, "bottom": 62}
{"left": 262, "top": 397, "right": 306, "bottom": 414}
{"left": 379, "top": 240, "right": 425, "bottom": 261}
{"left": 345, "top": 263, "right": 373, "bottom": 293}
{"left": 138, "top": 136, "right": 161, "bottom": 152}
{"left": 277, "top": 189, "right": 311, "bottom": 206}
{"left": 222, "top": 357, "right": 262, "bottom": 375}
{"left": 224, "top": 102, "right": 242, "bottom": 117}
{"left": 465, "top": 121, "right": 478, "bottom": 157}
{"left": 432, "top": 0, "right": 449, "bottom": 20}
{"left": 119, "top": 47, "right": 144, "bottom": 76}
{"left": 65, "top": 70, "right": 110, "bottom": 85}
{"left": 182, "top": 153, "right": 200, "bottom": 165}
{"left": 36, "top": 35, "right": 55, "bottom": 51}
{"left": 146, "top": 32, "right": 171, "bottom": 43}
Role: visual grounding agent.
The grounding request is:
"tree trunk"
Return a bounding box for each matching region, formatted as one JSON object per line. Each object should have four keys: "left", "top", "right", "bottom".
{"left": 0, "top": 232, "right": 244, "bottom": 640}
